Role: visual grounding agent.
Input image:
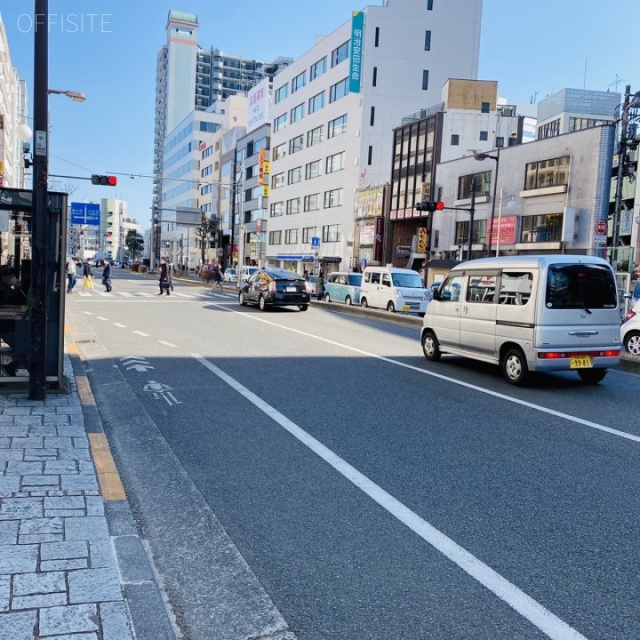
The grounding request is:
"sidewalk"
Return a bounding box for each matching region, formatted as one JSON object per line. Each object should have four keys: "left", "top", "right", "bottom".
{"left": 0, "top": 353, "right": 176, "bottom": 640}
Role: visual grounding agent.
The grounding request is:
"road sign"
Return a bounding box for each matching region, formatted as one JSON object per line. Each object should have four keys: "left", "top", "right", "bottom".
{"left": 595, "top": 219, "right": 607, "bottom": 235}
{"left": 70, "top": 202, "right": 100, "bottom": 225}
{"left": 310, "top": 236, "right": 321, "bottom": 249}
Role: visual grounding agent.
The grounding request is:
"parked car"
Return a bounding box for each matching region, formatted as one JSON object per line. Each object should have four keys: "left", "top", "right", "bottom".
{"left": 621, "top": 300, "right": 640, "bottom": 356}
{"left": 324, "top": 272, "right": 362, "bottom": 305}
{"left": 240, "top": 265, "right": 259, "bottom": 282}
{"left": 360, "top": 266, "right": 429, "bottom": 314}
{"left": 223, "top": 267, "right": 237, "bottom": 283}
{"left": 238, "top": 268, "right": 312, "bottom": 311}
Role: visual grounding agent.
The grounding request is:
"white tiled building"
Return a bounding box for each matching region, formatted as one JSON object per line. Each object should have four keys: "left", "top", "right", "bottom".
{"left": 266, "top": 0, "right": 482, "bottom": 274}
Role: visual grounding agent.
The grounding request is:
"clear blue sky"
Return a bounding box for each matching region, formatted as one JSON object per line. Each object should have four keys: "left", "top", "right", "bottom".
{"left": 2, "top": 0, "right": 638, "bottom": 230}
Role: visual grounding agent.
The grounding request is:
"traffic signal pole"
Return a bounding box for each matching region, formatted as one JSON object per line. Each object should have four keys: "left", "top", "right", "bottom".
{"left": 29, "top": 0, "right": 49, "bottom": 399}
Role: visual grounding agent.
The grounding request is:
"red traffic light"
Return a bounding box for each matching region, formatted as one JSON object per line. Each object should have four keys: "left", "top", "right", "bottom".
{"left": 434, "top": 201, "right": 445, "bottom": 210}
{"left": 91, "top": 174, "right": 118, "bottom": 186}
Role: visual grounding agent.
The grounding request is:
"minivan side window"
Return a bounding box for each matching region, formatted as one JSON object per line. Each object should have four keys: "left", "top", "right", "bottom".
{"left": 440, "top": 275, "right": 464, "bottom": 301}
{"left": 500, "top": 272, "right": 533, "bottom": 306}
{"left": 371, "top": 272, "right": 381, "bottom": 284}
{"left": 382, "top": 274, "right": 392, "bottom": 287}
{"left": 466, "top": 274, "right": 497, "bottom": 303}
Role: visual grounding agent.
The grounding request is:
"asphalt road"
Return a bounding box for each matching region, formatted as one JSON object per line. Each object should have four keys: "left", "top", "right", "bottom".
{"left": 66, "top": 271, "right": 640, "bottom": 640}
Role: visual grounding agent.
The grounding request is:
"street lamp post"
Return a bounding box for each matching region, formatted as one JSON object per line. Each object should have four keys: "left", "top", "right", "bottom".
{"left": 474, "top": 151, "right": 499, "bottom": 257}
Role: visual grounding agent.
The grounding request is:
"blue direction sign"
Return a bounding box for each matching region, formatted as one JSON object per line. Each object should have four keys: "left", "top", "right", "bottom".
{"left": 310, "top": 236, "right": 321, "bottom": 249}
{"left": 70, "top": 202, "right": 100, "bottom": 225}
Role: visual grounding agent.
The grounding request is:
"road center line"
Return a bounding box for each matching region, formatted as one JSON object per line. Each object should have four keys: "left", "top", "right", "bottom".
{"left": 193, "top": 352, "right": 589, "bottom": 640}
{"left": 212, "top": 305, "right": 640, "bottom": 444}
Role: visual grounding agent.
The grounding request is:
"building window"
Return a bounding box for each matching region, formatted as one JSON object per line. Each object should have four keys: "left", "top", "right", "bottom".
{"left": 309, "top": 92, "right": 325, "bottom": 114}
{"left": 310, "top": 57, "right": 327, "bottom": 81}
{"left": 329, "top": 78, "right": 349, "bottom": 103}
{"left": 368, "top": 145, "right": 373, "bottom": 165}
{"left": 324, "top": 188, "right": 343, "bottom": 208}
{"left": 322, "top": 225, "right": 340, "bottom": 242}
{"left": 538, "top": 119, "right": 561, "bottom": 139}
{"left": 274, "top": 113, "right": 287, "bottom": 132}
{"left": 269, "top": 230, "right": 282, "bottom": 245}
{"left": 479, "top": 131, "right": 488, "bottom": 141}
{"left": 370, "top": 106, "right": 375, "bottom": 126}
{"left": 569, "top": 117, "right": 613, "bottom": 132}
{"left": 292, "top": 71, "right": 306, "bottom": 93}
{"left": 326, "top": 151, "right": 345, "bottom": 174}
{"left": 305, "top": 160, "right": 322, "bottom": 180}
{"left": 481, "top": 102, "right": 490, "bottom": 113}
{"left": 375, "top": 27, "right": 379, "bottom": 47}
{"left": 424, "top": 30, "right": 431, "bottom": 50}
{"left": 270, "top": 201, "right": 284, "bottom": 217}
{"left": 273, "top": 84, "right": 289, "bottom": 104}
{"left": 451, "top": 134, "right": 460, "bottom": 145}
{"left": 457, "top": 172, "right": 491, "bottom": 199}
{"left": 525, "top": 156, "right": 570, "bottom": 190}
{"left": 422, "top": 70, "right": 429, "bottom": 90}
{"left": 427, "top": 0, "right": 434, "bottom": 9}
{"left": 285, "top": 228, "right": 299, "bottom": 244}
{"left": 520, "top": 213, "right": 563, "bottom": 243}
{"left": 302, "top": 227, "right": 317, "bottom": 243}
{"left": 328, "top": 114, "right": 348, "bottom": 138}
{"left": 372, "top": 66, "right": 377, "bottom": 87}
{"left": 272, "top": 142, "right": 287, "bottom": 161}
{"left": 289, "top": 135, "right": 304, "bottom": 154}
{"left": 272, "top": 172, "right": 285, "bottom": 189}
{"left": 495, "top": 136, "right": 505, "bottom": 148}
{"left": 332, "top": 41, "right": 349, "bottom": 67}
{"left": 307, "top": 125, "right": 323, "bottom": 146}
{"left": 286, "top": 198, "right": 301, "bottom": 215}
{"left": 291, "top": 103, "right": 305, "bottom": 123}
{"left": 304, "top": 194, "right": 320, "bottom": 211}
{"left": 288, "top": 166, "right": 303, "bottom": 184}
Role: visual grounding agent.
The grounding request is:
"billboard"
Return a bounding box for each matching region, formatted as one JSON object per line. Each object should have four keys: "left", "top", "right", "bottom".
{"left": 349, "top": 11, "right": 364, "bottom": 93}
{"left": 247, "top": 77, "right": 270, "bottom": 133}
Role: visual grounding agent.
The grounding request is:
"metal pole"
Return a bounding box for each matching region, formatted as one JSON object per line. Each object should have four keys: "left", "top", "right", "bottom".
{"left": 229, "top": 156, "right": 237, "bottom": 271}
{"left": 611, "top": 85, "right": 631, "bottom": 270}
{"left": 486, "top": 149, "right": 500, "bottom": 257}
{"left": 468, "top": 177, "right": 476, "bottom": 260}
{"left": 29, "top": 0, "right": 49, "bottom": 400}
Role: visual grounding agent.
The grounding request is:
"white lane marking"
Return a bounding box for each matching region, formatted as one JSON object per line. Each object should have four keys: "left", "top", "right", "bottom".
{"left": 133, "top": 331, "right": 149, "bottom": 337}
{"left": 118, "top": 292, "right": 134, "bottom": 297}
{"left": 96, "top": 316, "right": 108, "bottom": 321}
{"left": 113, "top": 323, "right": 127, "bottom": 328}
{"left": 83, "top": 311, "right": 93, "bottom": 315}
{"left": 173, "top": 292, "right": 196, "bottom": 298}
{"left": 158, "top": 340, "right": 178, "bottom": 348}
{"left": 213, "top": 305, "right": 640, "bottom": 445}
{"left": 96, "top": 292, "right": 112, "bottom": 296}
{"left": 193, "top": 352, "right": 588, "bottom": 640}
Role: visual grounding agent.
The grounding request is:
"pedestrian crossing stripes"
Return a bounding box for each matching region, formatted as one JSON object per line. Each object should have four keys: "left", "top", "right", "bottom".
{"left": 73, "top": 290, "right": 229, "bottom": 299}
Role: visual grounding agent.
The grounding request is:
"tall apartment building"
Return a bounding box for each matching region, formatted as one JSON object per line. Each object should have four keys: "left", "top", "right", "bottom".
{"left": 152, "top": 10, "right": 292, "bottom": 217}
{"left": 266, "top": 0, "right": 482, "bottom": 274}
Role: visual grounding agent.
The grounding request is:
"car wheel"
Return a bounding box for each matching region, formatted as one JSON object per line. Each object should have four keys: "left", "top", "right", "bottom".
{"left": 577, "top": 368, "right": 607, "bottom": 384}
{"left": 361, "top": 297, "right": 368, "bottom": 308}
{"left": 501, "top": 348, "right": 529, "bottom": 386}
{"left": 387, "top": 301, "right": 396, "bottom": 312}
{"left": 325, "top": 293, "right": 332, "bottom": 303}
{"left": 299, "top": 305, "right": 308, "bottom": 312}
{"left": 624, "top": 330, "right": 640, "bottom": 356}
{"left": 421, "top": 331, "right": 441, "bottom": 362}
{"left": 238, "top": 291, "right": 247, "bottom": 306}
{"left": 345, "top": 296, "right": 352, "bottom": 306}
{"left": 258, "top": 295, "right": 268, "bottom": 311}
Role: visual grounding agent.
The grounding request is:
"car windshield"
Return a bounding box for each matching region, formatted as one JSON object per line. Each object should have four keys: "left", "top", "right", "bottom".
{"left": 546, "top": 263, "right": 617, "bottom": 309}
{"left": 391, "top": 273, "right": 424, "bottom": 288}
{"left": 348, "top": 274, "right": 362, "bottom": 286}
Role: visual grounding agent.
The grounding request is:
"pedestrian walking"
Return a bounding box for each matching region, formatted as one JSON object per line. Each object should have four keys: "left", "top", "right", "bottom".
{"left": 102, "top": 260, "right": 112, "bottom": 292}
{"left": 66, "top": 258, "right": 77, "bottom": 293}
{"left": 159, "top": 259, "right": 170, "bottom": 295}
{"left": 82, "top": 260, "right": 94, "bottom": 291}
{"left": 209, "top": 263, "right": 225, "bottom": 294}
{"left": 316, "top": 272, "right": 325, "bottom": 300}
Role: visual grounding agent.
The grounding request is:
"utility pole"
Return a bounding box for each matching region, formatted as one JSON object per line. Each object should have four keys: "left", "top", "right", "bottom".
{"left": 611, "top": 85, "right": 631, "bottom": 270}
{"left": 30, "top": 0, "right": 49, "bottom": 400}
{"left": 468, "top": 176, "right": 476, "bottom": 260}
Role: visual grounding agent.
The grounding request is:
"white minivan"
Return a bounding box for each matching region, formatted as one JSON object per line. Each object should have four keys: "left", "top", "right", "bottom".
{"left": 421, "top": 255, "right": 622, "bottom": 385}
{"left": 360, "top": 266, "right": 429, "bottom": 314}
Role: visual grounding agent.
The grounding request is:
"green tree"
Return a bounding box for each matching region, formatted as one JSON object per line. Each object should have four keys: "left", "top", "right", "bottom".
{"left": 194, "top": 214, "right": 219, "bottom": 265}
{"left": 125, "top": 229, "right": 144, "bottom": 261}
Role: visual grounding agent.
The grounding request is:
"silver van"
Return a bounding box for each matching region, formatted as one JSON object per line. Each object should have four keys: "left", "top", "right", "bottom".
{"left": 421, "top": 255, "right": 621, "bottom": 385}
{"left": 360, "top": 266, "right": 429, "bottom": 314}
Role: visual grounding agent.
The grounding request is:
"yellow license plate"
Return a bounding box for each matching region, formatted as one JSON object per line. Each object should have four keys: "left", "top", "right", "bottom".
{"left": 401, "top": 305, "right": 410, "bottom": 312}
{"left": 570, "top": 355, "right": 592, "bottom": 369}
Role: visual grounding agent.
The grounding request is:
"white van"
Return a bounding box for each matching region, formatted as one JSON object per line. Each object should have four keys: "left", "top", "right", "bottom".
{"left": 421, "top": 255, "right": 622, "bottom": 385}
{"left": 360, "top": 266, "right": 429, "bottom": 314}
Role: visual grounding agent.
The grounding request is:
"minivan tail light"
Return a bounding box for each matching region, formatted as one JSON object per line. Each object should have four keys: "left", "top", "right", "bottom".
{"left": 625, "top": 309, "right": 637, "bottom": 322}
{"left": 538, "top": 350, "right": 620, "bottom": 360}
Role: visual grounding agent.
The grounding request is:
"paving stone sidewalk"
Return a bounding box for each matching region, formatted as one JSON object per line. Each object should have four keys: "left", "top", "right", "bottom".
{"left": 0, "top": 355, "right": 166, "bottom": 640}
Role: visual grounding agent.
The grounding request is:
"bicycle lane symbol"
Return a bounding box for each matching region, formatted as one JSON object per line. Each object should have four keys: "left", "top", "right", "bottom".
{"left": 143, "top": 380, "right": 182, "bottom": 406}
